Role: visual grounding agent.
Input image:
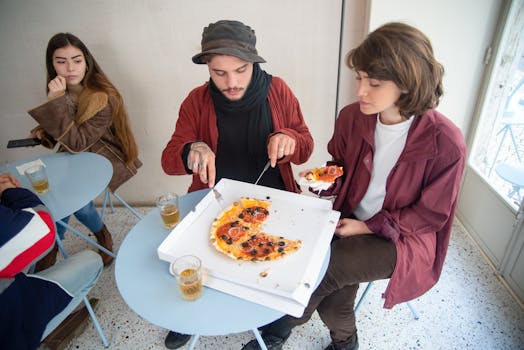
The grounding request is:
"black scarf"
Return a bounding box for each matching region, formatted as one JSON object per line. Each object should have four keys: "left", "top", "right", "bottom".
{"left": 209, "top": 64, "right": 285, "bottom": 189}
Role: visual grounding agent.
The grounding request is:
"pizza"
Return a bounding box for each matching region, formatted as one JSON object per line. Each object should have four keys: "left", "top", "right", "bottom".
{"left": 298, "top": 165, "right": 344, "bottom": 191}
{"left": 304, "top": 165, "right": 344, "bottom": 183}
{"left": 210, "top": 197, "right": 302, "bottom": 261}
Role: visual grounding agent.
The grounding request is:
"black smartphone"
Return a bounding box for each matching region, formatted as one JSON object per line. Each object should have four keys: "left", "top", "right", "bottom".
{"left": 7, "top": 138, "right": 42, "bottom": 148}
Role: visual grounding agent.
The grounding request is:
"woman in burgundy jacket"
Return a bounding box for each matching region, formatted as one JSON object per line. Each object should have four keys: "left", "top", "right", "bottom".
{"left": 243, "top": 22, "right": 466, "bottom": 350}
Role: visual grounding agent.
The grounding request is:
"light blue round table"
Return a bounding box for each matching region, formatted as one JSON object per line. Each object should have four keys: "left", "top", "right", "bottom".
{"left": 495, "top": 162, "right": 524, "bottom": 203}
{"left": 1, "top": 152, "right": 114, "bottom": 256}
{"left": 115, "top": 189, "right": 330, "bottom": 350}
{"left": 2, "top": 152, "right": 112, "bottom": 220}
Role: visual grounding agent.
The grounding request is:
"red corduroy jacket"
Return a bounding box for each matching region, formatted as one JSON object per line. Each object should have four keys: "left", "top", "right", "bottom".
{"left": 162, "top": 77, "right": 314, "bottom": 193}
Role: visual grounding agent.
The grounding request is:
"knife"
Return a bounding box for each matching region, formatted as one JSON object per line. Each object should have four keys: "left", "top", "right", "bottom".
{"left": 254, "top": 160, "right": 271, "bottom": 185}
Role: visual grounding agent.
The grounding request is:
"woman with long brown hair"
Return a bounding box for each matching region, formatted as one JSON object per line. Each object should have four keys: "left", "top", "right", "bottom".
{"left": 29, "top": 33, "right": 142, "bottom": 268}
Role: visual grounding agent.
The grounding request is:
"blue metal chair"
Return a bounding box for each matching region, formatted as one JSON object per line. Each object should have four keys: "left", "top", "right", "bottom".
{"left": 354, "top": 281, "right": 420, "bottom": 320}
{"left": 83, "top": 297, "right": 109, "bottom": 347}
{"left": 52, "top": 235, "right": 109, "bottom": 347}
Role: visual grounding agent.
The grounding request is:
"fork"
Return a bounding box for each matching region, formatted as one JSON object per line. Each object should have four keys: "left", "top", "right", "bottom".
{"left": 212, "top": 187, "right": 225, "bottom": 206}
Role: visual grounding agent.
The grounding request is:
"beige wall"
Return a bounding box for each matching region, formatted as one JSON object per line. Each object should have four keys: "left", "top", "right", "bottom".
{"left": 0, "top": 0, "right": 501, "bottom": 205}
{"left": 0, "top": 0, "right": 344, "bottom": 204}
{"left": 366, "top": 0, "right": 502, "bottom": 135}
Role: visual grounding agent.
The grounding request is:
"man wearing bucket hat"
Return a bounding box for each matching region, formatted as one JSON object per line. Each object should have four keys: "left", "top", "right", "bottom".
{"left": 161, "top": 19, "right": 314, "bottom": 349}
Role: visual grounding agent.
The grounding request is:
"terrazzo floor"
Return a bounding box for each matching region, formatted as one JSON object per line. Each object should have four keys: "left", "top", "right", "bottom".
{"left": 59, "top": 207, "right": 524, "bottom": 350}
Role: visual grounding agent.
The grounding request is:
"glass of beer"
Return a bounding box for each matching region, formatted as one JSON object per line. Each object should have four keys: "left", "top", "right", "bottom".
{"left": 156, "top": 192, "right": 180, "bottom": 229}
{"left": 25, "top": 164, "right": 49, "bottom": 194}
{"left": 169, "top": 255, "right": 203, "bottom": 301}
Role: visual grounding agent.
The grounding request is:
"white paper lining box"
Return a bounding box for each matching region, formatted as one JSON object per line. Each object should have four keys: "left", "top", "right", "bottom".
{"left": 157, "top": 178, "right": 340, "bottom": 317}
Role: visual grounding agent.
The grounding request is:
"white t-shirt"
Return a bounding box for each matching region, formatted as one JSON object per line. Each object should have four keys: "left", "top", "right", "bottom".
{"left": 353, "top": 114, "right": 414, "bottom": 221}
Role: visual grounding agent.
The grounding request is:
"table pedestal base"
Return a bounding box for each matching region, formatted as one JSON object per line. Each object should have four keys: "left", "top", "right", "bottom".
{"left": 187, "top": 329, "right": 268, "bottom": 350}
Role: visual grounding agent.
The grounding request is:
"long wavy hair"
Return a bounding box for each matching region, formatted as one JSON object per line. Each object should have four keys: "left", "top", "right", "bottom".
{"left": 45, "top": 33, "right": 138, "bottom": 164}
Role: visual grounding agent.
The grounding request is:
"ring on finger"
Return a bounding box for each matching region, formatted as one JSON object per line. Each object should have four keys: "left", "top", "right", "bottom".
{"left": 192, "top": 162, "right": 199, "bottom": 169}
{"left": 278, "top": 147, "right": 284, "bottom": 152}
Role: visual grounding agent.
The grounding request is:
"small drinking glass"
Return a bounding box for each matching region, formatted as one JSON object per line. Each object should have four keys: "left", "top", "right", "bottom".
{"left": 156, "top": 192, "right": 180, "bottom": 229}
{"left": 169, "top": 255, "right": 203, "bottom": 301}
{"left": 25, "top": 164, "right": 49, "bottom": 194}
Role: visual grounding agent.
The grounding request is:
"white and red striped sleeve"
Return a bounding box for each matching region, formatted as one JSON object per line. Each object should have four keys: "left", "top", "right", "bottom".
{"left": 0, "top": 189, "right": 56, "bottom": 277}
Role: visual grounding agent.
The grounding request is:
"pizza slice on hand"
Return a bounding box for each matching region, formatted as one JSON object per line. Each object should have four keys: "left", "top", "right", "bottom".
{"left": 299, "top": 165, "right": 344, "bottom": 191}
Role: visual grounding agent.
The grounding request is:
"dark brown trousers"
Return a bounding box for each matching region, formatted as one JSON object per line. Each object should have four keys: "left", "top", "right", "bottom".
{"left": 285, "top": 234, "right": 397, "bottom": 346}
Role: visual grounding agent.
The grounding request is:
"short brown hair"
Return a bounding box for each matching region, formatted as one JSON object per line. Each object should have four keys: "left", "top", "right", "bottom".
{"left": 346, "top": 22, "right": 444, "bottom": 117}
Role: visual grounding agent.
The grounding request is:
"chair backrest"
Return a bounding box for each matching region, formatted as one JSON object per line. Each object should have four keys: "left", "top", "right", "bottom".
{"left": 39, "top": 250, "right": 109, "bottom": 347}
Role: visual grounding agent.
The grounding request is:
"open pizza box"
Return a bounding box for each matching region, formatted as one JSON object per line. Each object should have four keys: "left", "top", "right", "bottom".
{"left": 157, "top": 178, "right": 340, "bottom": 317}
